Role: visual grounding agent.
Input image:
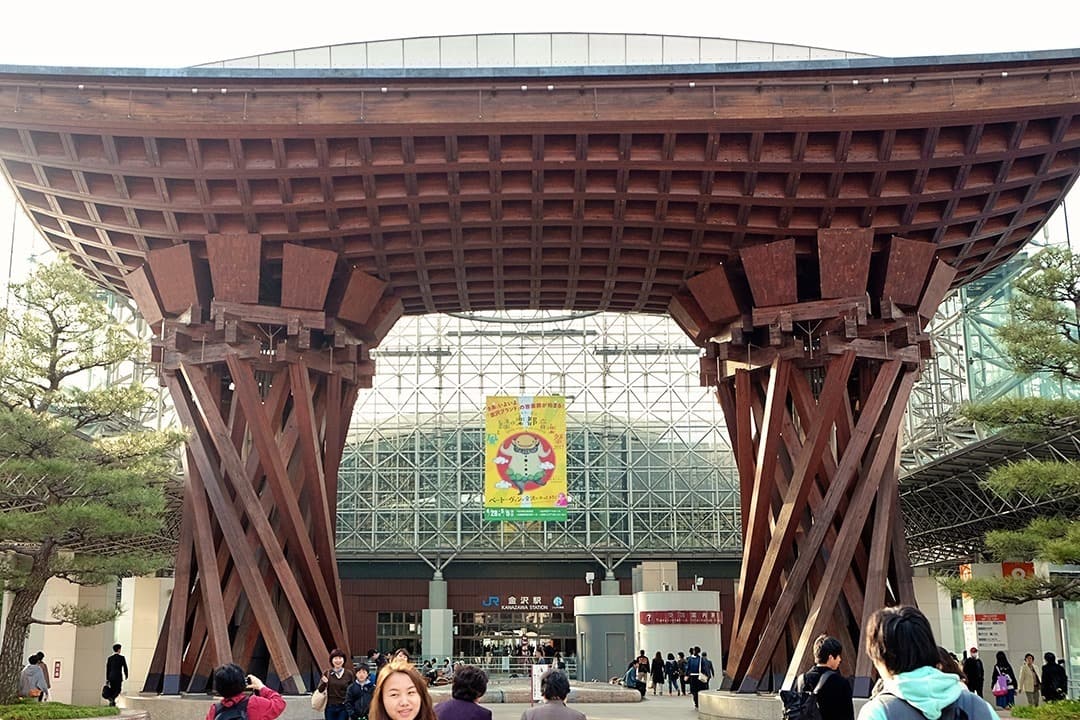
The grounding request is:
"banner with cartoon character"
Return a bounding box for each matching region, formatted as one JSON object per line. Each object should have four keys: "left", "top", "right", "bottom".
{"left": 484, "top": 395, "right": 567, "bottom": 521}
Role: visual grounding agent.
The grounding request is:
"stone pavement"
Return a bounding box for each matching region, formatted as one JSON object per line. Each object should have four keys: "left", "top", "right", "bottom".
{"left": 486, "top": 691, "right": 701, "bottom": 720}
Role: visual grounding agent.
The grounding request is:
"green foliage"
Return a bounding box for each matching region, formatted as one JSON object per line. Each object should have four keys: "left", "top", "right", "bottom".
{"left": 946, "top": 246, "right": 1080, "bottom": 605}
{"left": 0, "top": 258, "right": 184, "bottom": 703}
{"left": 938, "top": 574, "right": 1080, "bottom": 603}
{"left": 960, "top": 397, "right": 1080, "bottom": 440}
{"left": 984, "top": 461, "right": 1080, "bottom": 499}
{"left": 0, "top": 259, "right": 143, "bottom": 417}
{"left": 1011, "top": 699, "right": 1080, "bottom": 720}
{"left": 998, "top": 246, "right": 1080, "bottom": 382}
{"left": 984, "top": 516, "right": 1080, "bottom": 565}
{"left": 0, "top": 700, "right": 120, "bottom": 720}
{"left": 49, "top": 602, "right": 121, "bottom": 626}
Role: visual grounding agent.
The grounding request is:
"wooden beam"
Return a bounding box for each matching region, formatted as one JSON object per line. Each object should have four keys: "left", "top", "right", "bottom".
{"left": 818, "top": 228, "right": 873, "bottom": 299}
{"left": 281, "top": 243, "right": 337, "bottom": 310}
{"left": 185, "top": 450, "right": 231, "bottom": 670}
{"left": 167, "top": 371, "right": 305, "bottom": 692}
{"left": 879, "top": 236, "right": 937, "bottom": 308}
{"left": 687, "top": 264, "right": 742, "bottom": 322}
{"left": 725, "top": 350, "right": 855, "bottom": 686}
{"left": 206, "top": 233, "right": 261, "bottom": 304}
{"left": 161, "top": 490, "right": 194, "bottom": 694}
{"left": 918, "top": 259, "right": 958, "bottom": 328}
{"left": 854, "top": 433, "right": 902, "bottom": 695}
{"left": 354, "top": 296, "right": 404, "bottom": 346}
{"left": 289, "top": 361, "right": 348, "bottom": 651}
{"left": 211, "top": 299, "right": 327, "bottom": 330}
{"left": 148, "top": 243, "right": 200, "bottom": 315}
{"left": 740, "top": 238, "right": 798, "bottom": 307}
{"left": 225, "top": 353, "right": 346, "bottom": 650}
{"left": 123, "top": 264, "right": 164, "bottom": 325}
{"left": 337, "top": 268, "right": 388, "bottom": 326}
{"left": 739, "top": 359, "right": 902, "bottom": 690}
{"left": 781, "top": 370, "right": 917, "bottom": 689}
{"left": 736, "top": 358, "right": 789, "bottom": 625}
{"left": 668, "top": 292, "right": 715, "bottom": 345}
{"left": 751, "top": 296, "right": 868, "bottom": 327}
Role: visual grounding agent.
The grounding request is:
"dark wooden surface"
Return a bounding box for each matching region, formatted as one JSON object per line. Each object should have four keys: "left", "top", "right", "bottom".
{"left": 0, "top": 55, "right": 1077, "bottom": 315}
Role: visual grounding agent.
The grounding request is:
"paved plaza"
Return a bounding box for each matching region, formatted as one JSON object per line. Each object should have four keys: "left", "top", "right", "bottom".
{"left": 487, "top": 694, "right": 699, "bottom": 720}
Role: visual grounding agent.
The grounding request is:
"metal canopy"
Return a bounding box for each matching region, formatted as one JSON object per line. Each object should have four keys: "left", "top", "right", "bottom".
{"left": 901, "top": 425, "right": 1080, "bottom": 566}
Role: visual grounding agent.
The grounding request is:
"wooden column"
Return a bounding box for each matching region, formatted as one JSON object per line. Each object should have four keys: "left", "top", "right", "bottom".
{"left": 679, "top": 230, "right": 956, "bottom": 695}
{"left": 127, "top": 239, "right": 393, "bottom": 694}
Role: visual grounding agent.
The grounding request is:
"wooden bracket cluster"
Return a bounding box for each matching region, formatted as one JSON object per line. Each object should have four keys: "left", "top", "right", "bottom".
{"left": 126, "top": 235, "right": 400, "bottom": 693}
{"left": 682, "top": 228, "right": 955, "bottom": 695}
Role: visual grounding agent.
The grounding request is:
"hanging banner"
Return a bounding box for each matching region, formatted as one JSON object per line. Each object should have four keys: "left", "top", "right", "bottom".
{"left": 484, "top": 395, "right": 567, "bottom": 521}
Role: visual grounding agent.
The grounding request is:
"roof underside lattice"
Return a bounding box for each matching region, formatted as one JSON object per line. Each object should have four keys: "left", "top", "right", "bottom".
{"left": 0, "top": 51, "right": 1078, "bottom": 316}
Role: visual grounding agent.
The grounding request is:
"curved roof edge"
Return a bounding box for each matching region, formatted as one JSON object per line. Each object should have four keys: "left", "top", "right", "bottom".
{"left": 197, "top": 32, "right": 873, "bottom": 71}
{"left": 3, "top": 47, "right": 1080, "bottom": 81}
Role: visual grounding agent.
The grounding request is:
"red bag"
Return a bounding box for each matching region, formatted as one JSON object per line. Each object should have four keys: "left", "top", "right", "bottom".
{"left": 992, "top": 673, "right": 1009, "bottom": 697}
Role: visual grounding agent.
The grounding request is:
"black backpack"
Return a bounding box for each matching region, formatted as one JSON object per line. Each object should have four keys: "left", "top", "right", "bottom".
{"left": 780, "top": 669, "right": 834, "bottom": 720}
{"left": 214, "top": 696, "right": 250, "bottom": 720}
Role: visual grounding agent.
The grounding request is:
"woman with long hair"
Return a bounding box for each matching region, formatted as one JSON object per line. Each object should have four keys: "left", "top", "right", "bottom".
{"left": 370, "top": 660, "right": 437, "bottom": 720}
{"left": 991, "top": 651, "right": 1018, "bottom": 709}
{"left": 650, "top": 651, "right": 665, "bottom": 695}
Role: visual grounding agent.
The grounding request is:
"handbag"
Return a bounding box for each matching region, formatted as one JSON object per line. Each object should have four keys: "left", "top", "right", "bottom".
{"left": 311, "top": 687, "right": 327, "bottom": 711}
{"left": 992, "top": 672, "right": 1009, "bottom": 697}
{"left": 28, "top": 688, "right": 42, "bottom": 698}
{"left": 102, "top": 684, "right": 111, "bottom": 700}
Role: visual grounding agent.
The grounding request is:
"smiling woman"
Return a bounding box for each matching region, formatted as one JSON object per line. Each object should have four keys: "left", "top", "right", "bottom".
{"left": 370, "top": 662, "right": 437, "bottom": 720}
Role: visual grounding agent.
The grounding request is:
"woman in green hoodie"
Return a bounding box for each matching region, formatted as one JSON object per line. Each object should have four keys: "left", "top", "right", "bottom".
{"left": 857, "top": 607, "right": 996, "bottom": 720}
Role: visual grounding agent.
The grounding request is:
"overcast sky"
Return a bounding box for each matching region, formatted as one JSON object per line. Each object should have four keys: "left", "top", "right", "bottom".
{"left": 1, "top": 0, "right": 1078, "bottom": 67}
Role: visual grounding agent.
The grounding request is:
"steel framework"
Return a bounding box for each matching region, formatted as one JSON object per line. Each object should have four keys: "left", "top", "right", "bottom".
{"left": 336, "top": 311, "right": 742, "bottom": 566}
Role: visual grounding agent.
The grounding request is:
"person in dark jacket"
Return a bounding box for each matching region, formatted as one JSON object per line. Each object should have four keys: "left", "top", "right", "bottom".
{"left": 319, "top": 648, "right": 356, "bottom": 720}
{"left": 649, "top": 652, "right": 665, "bottom": 695}
{"left": 346, "top": 665, "right": 375, "bottom": 720}
{"left": 433, "top": 665, "right": 491, "bottom": 720}
{"left": 105, "top": 644, "right": 129, "bottom": 706}
{"left": 792, "top": 636, "right": 854, "bottom": 720}
{"left": 962, "top": 648, "right": 984, "bottom": 698}
{"left": 664, "top": 653, "right": 679, "bottom": 695}
{"left": 1041, "top": 653, "right": 1068, "bottom": 702}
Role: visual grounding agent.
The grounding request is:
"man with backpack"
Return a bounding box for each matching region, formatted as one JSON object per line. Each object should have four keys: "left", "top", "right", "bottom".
{"left": 857, "top": 606, "right": 995, "bottom": 720}
{"left": 782, "top": 635, "right": 854, "bottom": 720}
{"left": 205, "top": 664, "right": 286, "bottom": 720}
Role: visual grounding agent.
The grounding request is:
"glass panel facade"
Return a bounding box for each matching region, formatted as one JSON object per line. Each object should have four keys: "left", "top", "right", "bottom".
{"left": 336, "top": 312, "right": 741, "bottom": 561}
{"left": 376, "top": 611, "right": 421, "bottom": 655}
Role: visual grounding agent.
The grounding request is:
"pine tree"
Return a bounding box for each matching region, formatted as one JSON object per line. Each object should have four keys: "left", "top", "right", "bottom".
{"left": 0, "top": 258, "right": 183, "bottom": 704}
{"left": 942, "top": 246, "right": 1080, "bottom": 603}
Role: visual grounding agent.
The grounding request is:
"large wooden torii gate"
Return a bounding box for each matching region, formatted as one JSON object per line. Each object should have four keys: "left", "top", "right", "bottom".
{"left": 0, "top": 48, "right": 1079, "bottom": 693}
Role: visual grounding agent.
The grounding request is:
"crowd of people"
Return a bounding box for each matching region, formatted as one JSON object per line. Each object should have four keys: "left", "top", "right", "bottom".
{"left": 14, "top": 611, "right": 1073, "bottom": 720}
{"left": 959, "top": 646, "right": 1070, "bottom": 709}
{"left": 616, "top": 645, "right": 714, "bottom": 709}
{"left": 784, "top": 607, "right": 1072, "bottom": 720}
{"left": 200, "top": 648, "right": 579, "bottom": 720}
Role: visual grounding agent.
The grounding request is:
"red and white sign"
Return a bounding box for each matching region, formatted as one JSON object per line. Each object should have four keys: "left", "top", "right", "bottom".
{"left": 963, "top": 613, "right": 1008, "bottom": 651}
{"left": 638, "top": 610, "right": 721, "bottom": 625}
{"left": 1002, "top": 562, "right": 1035, "bottom": 579}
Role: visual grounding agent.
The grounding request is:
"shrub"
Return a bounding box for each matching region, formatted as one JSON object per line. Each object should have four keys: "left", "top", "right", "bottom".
{"left": 1011, "top": 699, "right": 1080, "bottom": 720}
{"left": 0, "top": 700, "right": 121, "bottom": 720}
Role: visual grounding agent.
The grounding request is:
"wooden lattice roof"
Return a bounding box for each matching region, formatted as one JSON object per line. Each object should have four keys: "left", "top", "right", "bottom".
{"left": 0, "top": 50, "right": 1079, "bottom": 315}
